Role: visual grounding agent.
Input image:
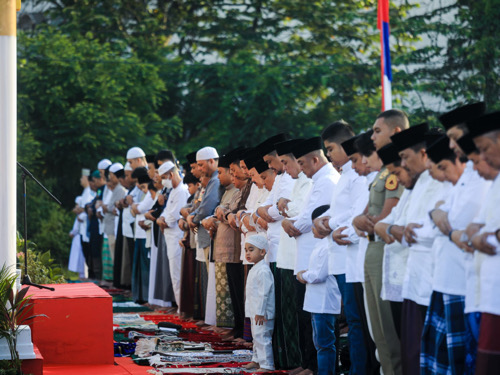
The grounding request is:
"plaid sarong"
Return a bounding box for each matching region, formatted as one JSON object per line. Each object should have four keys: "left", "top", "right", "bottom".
{"left": 421, "top": 291, "right": 468, "bottom": 374}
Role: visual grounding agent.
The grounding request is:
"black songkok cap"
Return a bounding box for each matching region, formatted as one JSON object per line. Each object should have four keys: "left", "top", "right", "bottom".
{"left": 185, "top": 152, "right": 197, "bottom": 165}
{"left": 354, "top": 130, "right": 375, "bottom": 157}
{"left": 467, "top": 111, "right": 500, "bottom": 138}
{"left": 218, "top": 154, "right": 231, "bottom": 169}
{"left": 311, "top": 205, "right": 330, "bottom": 221}
{"left": 256, "top": 133, "right": 289, "bottom": 157}
{"left": 131, "top": 166, "right": 148, "bottom": 179}
{"left": 439, "top": 102, "right": 486, "bottom": 130}
{"left": 146, "top": 154, "right": 156, "bottom": 164}
{"left": 341, "top": 135, "right": 361, "bottom": 157}
{"left": 242, "top": 148, "right": 259, "bottom": 169}
{"left": 390, "top": 123, "right": 429, "bottom": 152}
{"left": 254, "top": 160, "right": 271, "bottom": 174}
{"left": 377, "top": 143, "right": 401, "bottom": 166}
{"left": 275, "top": 139, "right": 304, "bottom": 156}
{"left": 114, "top": 169, "right": 125, "bottom": 179}
{"left": 292, "top": 137, "right": 323, "bottom": 159}
{"left": 424, "top": 127, "right": 445, "bottom": 149}
{"left": 426, "top": 136, "right": 456, "bottom": 164}
{"left": 224, "top": 147, "right": 245, "bottom": 165}
{"left": 183, "top": 173, "right": 199, "bottom": 185}
{"left": 156, "top": 150, "right": 175, "bottom": 163}
{"left": 137, "top": 174, "right": 152, "bottom": 184}
{"left": 456, "top": 134, "right": 479, "bottom": 155}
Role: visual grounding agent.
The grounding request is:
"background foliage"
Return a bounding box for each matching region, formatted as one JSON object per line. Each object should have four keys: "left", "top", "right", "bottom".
{"left": 16, "top": 0, "right": 500, "bottom": 264}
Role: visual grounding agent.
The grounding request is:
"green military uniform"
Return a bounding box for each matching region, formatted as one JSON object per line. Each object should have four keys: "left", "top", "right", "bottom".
{"left": 365, "top": 166, "right": 404, "bottom": 375}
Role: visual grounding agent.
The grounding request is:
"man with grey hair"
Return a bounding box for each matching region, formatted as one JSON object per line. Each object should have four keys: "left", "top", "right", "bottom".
{"left": 187, "top": 146, "right": 222, "bottom": 319}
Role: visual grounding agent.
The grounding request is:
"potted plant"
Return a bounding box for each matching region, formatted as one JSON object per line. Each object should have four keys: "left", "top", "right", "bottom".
{"left": 0, "top": 265, "right": 45, "bottom": 375}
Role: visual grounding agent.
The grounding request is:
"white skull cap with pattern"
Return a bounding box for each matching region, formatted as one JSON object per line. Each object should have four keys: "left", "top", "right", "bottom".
{"left": 245, "top": 234, "right": 268, "bottom": 251}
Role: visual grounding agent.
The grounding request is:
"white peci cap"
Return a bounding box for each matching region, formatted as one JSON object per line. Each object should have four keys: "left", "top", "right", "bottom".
{"left": 126, "top": 147, "right": 146, "bottom": 160}
{"left": 158, "top": 161, "right": 175, "bottom": 176}
{"left": 196, "top": 146, "right": 219, "bottom": 161}
{"left": 109, "top": 162, "right": 124, "bottom": 174}
{"left": 97, "top": 159, "right": 112, "bottom": 170}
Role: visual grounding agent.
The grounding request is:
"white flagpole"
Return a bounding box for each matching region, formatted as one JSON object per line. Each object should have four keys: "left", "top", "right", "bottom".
{"left": 0, "top": 0, "right": 18, "bottom": 270}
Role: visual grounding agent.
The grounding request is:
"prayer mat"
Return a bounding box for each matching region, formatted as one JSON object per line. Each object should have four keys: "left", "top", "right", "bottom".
{"left": 215, "top": 262, "right": 235, "bottom": 328}
{"left": 113, "top": 301, "right": 153, "bottom": 313}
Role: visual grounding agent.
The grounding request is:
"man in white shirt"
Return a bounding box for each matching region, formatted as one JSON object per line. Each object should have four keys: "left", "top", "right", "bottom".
{"left": 273, "top": 139, "right": 313, "bottom": 370}
{"left": 374, "top": 143, "right": 418, "bottom": 353}
{"left": 255, "top": 134, "right": 294, "bottom": 264}
{"left": 388, "top": 124, "right": 448, "bottom": 375}
{"left": 464, "top": 111, "right": 500, "bottom": 374}
{"left": 283, "top": 137, "right": 340, "bottom": 374}
{"left": 419, "top": 104, "right": 489, "bottom": 374}
{"left": 314, "top": 122, "right": 371, "bottom": 374}
{"left": 157, "top": 161, "right": 190, "bottom": 311}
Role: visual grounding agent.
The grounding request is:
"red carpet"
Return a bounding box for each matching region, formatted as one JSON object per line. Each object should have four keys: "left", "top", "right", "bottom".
{"left": 44, "top": 357, "right": 151, "bottom": 374}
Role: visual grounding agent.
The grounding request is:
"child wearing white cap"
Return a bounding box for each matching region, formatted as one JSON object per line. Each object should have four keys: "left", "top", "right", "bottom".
{"left": 244, "top": 235, "right": 275, "bottom": 372}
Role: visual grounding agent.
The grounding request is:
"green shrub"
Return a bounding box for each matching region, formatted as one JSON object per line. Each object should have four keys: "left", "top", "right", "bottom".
{"left": 17, "top": 235, "right": 65, "bottom": 285}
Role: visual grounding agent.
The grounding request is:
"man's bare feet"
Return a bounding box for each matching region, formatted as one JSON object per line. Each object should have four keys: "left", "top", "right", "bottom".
{"left": 243, "top": 361, "right": 259, "bottom": 369}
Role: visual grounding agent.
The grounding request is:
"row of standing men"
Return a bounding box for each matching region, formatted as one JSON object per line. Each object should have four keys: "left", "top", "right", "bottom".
{"left": 68, "top": 103, "right": 500, "bottom": 375}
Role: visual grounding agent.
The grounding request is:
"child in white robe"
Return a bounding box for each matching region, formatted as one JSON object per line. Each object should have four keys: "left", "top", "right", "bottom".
{"left": 244, "top": 235, "right": 275, "bottom": 372}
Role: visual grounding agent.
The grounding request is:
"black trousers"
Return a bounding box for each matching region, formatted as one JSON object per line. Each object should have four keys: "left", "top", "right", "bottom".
{"left": 88, "top": 218, "right": 103, "bottom": 280}
{"left": 80, "top": 237, "right": 91, "bottom": 271}
{"left": 226, "top": 262, "right": 245, "bottom": 338}
{"left": 391, "top": 300, "right": 403, "bottom": 340}
{"left": 353, "top": 282, "right": 380, "bottom": 375}
{"left": 113, "top": 214, "right": 124, "bottom": 288}
{"left": 294, "top": 278, "right": 317, "bottom": 372}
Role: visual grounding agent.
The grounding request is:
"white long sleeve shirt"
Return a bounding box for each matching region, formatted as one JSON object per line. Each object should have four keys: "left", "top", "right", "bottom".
{"left": 326, "top": 161, "right": 367, "bottom": 276}
{"left": 469, "top": 173, "right": 500, "bottom": 315}
{"left": 133, "top": 189, "right": 150, "bottom": 240}
{"left": 353, "top": 172, "right": 378, "bottom": 283}
{"left": 402, "top": 171, "right": 449, "bottom": 306}
{"left": 276, "top": 172, "right": 313, "bottom": 270}
{"left": 294, "top": 163, "right": 340, "bottom": 274}
{"left": 78, "top": 186, "right": 96, "bottom": 241}
{"left": 432, "top": 163, "right": 490, "bottom": 296}
{"left": 245, "top": 260, "right": 275, "bottom": 320}
{"left": 161, "top": 183, "right": 190, "bottom": 229}
{"left": 380, "top": 189, "right": 412, "bottom": 302}
{"left": 302, "top": 239, "right": 342, "bottom": 314}
{"left": 260, "top": 173, "right": 294, "bottom": 262}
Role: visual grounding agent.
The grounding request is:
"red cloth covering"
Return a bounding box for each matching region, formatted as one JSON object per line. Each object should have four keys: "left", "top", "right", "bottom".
{"left": 27, "top": 283, "right": 114, "bottom": 365}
